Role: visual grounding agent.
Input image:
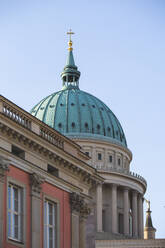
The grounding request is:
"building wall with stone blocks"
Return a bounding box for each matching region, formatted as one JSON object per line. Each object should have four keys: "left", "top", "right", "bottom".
{"left": 95, "top": 239, "right": 165, "bottom": 248}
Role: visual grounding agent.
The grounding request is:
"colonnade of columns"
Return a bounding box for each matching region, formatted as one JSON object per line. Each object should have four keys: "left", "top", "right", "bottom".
{"left": 96, "top": 183, "right": 144, "bottom": 238}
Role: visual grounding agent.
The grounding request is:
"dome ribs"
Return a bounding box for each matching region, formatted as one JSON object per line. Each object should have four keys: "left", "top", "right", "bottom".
{"left": 31, "top": 90, "right": 127, "bottom": 148}
{"left": 43, "top": 93, "right": 56, "bottom": 127}
{"left": 75, "top": 89, "right": 81, "bottom": 133}
{"left": 82, "top": 92, "right": 94, "bottom": 134}
{"left": 90, "top": 95, "right": 105, "bottom": 136}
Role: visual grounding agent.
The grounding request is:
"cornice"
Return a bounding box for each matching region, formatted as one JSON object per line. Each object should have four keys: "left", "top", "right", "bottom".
{"left": 0, "top": 121, "right": 102, "bottom": 187}
{"left": 0, "top": 147, "right": 85, "bottom": 194}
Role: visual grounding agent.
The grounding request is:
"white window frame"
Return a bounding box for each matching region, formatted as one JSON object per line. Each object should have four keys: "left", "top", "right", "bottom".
{"left": 44, "top": 199, "right": 57, "bottom": 248}
{"left": 8, "top": 184, "right": 23, "bottom": 242}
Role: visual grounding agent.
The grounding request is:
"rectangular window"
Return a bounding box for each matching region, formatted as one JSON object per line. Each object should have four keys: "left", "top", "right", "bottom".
{"left": 109, "top": 155, "right": 113, "bottom": 163}
{"left": 44, "top": 200, "right": 57, "bottom": 248}
{"left": 118, "top": 213, "right": 124, "bottom": 234}
{"left": 98, "top": 153, "right": 102, "bottom": 160}
{"left": 12, "top": 145, "right": 25, "bottom": 159}
{"left": 48, "top": 164, "right": 59, "bottom": 177}
{"left": 8, "top": 184, "right": 23, "bottom": 242}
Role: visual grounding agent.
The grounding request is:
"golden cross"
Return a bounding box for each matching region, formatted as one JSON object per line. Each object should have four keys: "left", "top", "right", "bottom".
{"left": 67, "top": 29, "right": 74, "bottom": 41}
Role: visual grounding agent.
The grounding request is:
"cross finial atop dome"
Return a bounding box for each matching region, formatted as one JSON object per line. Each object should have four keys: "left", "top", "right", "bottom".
{"left": 61, "top": 30, "right": 80, "bottom": 90}
{"left": 67, "top": 29, "right": 74, "bottom": 51}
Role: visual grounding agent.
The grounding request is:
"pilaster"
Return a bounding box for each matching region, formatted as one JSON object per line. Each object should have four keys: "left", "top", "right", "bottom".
{"left": 70, "top": 192, "right": 90, "bottom": 248}
{"left": 30, "top": 173, "right": 45, "bottom": 248}
{"left": 132, "top": 190, "right": 138, "bottom": 237}
{"left": 0, "top": 157, "right": 10, "bottom": 248}
{"left": 96, "top": 183, "right": 103, "bottom": 232}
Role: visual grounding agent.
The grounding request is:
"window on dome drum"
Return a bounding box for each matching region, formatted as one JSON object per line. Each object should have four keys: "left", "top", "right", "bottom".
{"left": 44, "top": 200, "right": 57, "bottom": 248}
{"left": 102, "top": 209, "right": 106, "bottom": 232}
{"left": 118, "top": 158, "right": 121, "bottom": 166}
{"left": 71, "top": 103, "right": 75, "bottom": 106}
{"left": 47, "top": 164, "right": 59, "bottom": 177}
{"left": 12, "top": 145, "right": 25, "bottom": 160}
{"left": 98, "top": 153, "right": 102, "bottom": 160}
{"left": 8, "top": 184, "right": 23, "bottom": 242}
{"left": 109, "top": 155, "right": 113, "bottom": 163}
{"left": 118, "top": 213, "right": 124, "bottom": 234}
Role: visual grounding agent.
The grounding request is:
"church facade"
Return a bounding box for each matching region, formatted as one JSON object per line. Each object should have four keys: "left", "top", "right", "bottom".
{"left": 0, "top": 33, "right": 165, "bottom": 248}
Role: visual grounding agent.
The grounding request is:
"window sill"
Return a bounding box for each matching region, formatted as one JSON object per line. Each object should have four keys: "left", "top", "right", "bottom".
{"left": 8, "top": 238, "right": 24, "bottom": 247}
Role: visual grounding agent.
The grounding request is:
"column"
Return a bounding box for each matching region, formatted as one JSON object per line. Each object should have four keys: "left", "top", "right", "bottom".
{"left": 0, "top": 158, "right": 9, "bottom": 248}
{"left": 123, "top": 187, "right": 129, "bottom": 236}
{"left": 96, "top": 183, "right": 103, "bottom": 232}
{"left": 79, "top": 200, "right": 90, "bottom": 248}
{"left": 70, "top": 193, "right": 90, "bottom": 248}
{"left": 138, "top": 194, "right": 144, "bottom": 238}
{"left": 111, "top": 184, "right": 117, "bottom": 233}
{"left": 79, "top": 217, "right": 86, "bottom": 248}
{"left": 30, "top": 173, "right": 44, "bottom": 248}
{"left": 70, "top": 193, "right": 80, "bottom": 248}
{"left": 132, "top": 190, "right": 138, "bottom": 237}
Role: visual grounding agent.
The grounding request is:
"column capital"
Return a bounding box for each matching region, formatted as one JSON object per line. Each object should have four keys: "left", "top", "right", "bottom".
{"left": 123, "top": 186, "right": 129, "bottom": 192}
{"left": 132, "top": 190, "right": 138, "bottom": 196}
{"left": 138, "top": 193, "right": 143, "bottom": 198}
{"left": 0, "top": 157, "right": 10, "bottom": 182}
{"left": 70, "top": 192, "right": 90, "bottom": 219}
{"left": 80, "top": 202, "right": 91, "bottom": 220}
{"left": 111, "top": 183, "right": 118, "bottom": 189}
{"left": 30, "top": 172, "right": 45, "bottom": 194}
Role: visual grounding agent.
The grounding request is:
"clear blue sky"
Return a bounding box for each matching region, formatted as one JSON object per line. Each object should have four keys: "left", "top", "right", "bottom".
{"left": 0, "top": 0, "right": 165, "bottom": 238}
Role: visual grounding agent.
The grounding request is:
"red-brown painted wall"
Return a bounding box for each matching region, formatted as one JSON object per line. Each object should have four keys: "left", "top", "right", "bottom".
{"left": 3, "top": 165, "right": 71, "bottom": 248}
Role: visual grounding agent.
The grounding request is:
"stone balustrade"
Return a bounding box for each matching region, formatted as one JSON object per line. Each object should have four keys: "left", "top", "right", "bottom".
{"left": 40, "top": 127, "right": 64, "bottom": 149}
{"left": 96, "top": 164, "right": 147, "bottom": 185}
{"left": 2, "top": 102, "right": 31, "bottom": 129}
{"left": 0, "top": 96, "right": 64, "bottom": 150}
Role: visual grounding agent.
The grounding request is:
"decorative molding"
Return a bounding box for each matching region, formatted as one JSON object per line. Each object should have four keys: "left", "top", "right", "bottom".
{"left": 0, "top": 122, "right": 99, "bottom": 186}
{"left": 30, "top": 172, "right": 45, "bottom": 194}
{"left": 70, "top": 192, "right": 91, "bottom": 219}
{"left": 0, "top": 156, "right": 10, "bottom": 181}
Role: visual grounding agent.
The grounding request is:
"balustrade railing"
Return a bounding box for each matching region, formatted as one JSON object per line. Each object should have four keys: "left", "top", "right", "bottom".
{"left": 40, "top": 127, "right": 64, "bottom": 149}
{"left": 0, "top": 98, "right": 64, "bottom": 150}
{"left": 96, "top": 165, "right": 147, "bottom": 185}
{"left": 2, "top": 102, "right": 31, "bottom": 129}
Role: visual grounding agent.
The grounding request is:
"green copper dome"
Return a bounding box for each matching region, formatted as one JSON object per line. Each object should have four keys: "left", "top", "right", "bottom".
{"left": 30, "top": 39, "right": 127, "bottom": 148}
